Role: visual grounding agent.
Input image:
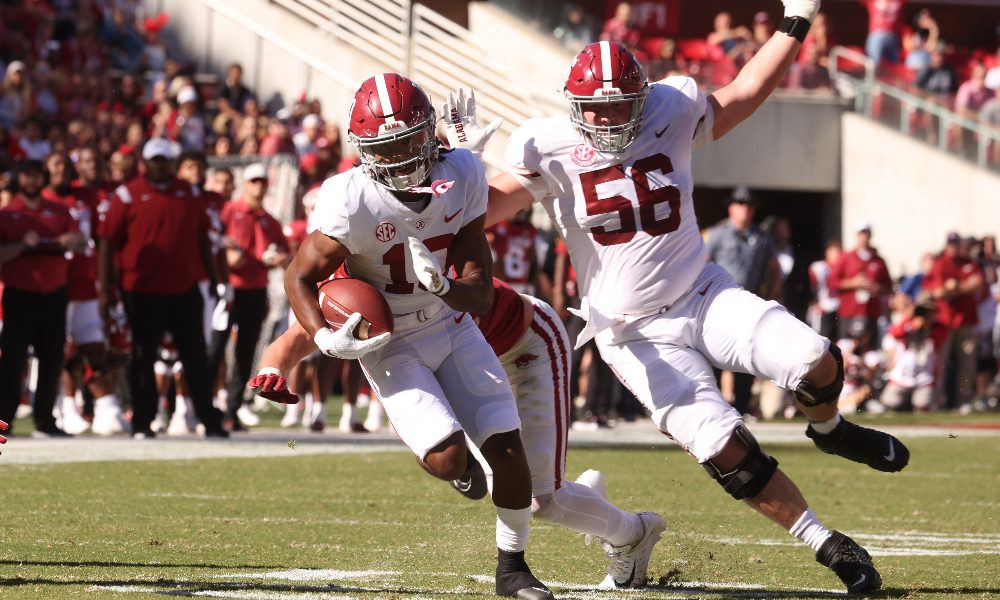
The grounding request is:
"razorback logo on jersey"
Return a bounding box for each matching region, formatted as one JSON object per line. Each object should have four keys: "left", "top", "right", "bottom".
{"left": 571, "top": 144, "right": 596, "bottom": 167}
{"left": 431, "top": 179, "right": 454, "bottom": 197}
{"left": 374, "top": 221, "right": 396, "bottom": 242}
{"left": 513, "top": 352, "right": 539, "bottom": 368}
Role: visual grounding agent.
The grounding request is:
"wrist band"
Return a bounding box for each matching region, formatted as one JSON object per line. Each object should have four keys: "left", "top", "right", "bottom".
{"left": 778, "top": 16, "right": 811, "bottom": 43}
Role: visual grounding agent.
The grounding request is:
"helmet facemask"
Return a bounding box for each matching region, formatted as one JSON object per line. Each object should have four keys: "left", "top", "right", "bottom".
{"left": 566, "top": 87, "right": 648, "bottom": 153}
{"left": 350, "top": 114, "right": 438, "bottom": 191}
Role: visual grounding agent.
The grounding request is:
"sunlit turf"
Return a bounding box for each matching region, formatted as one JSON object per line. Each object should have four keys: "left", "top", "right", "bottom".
{"left": 0, "top": 423, "right": 998, "bottom": 599}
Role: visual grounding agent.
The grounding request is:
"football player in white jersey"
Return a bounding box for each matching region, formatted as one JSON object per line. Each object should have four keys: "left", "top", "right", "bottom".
{"left": 282, "top": 73, "right": 553, "bottom": 600}
{"left": 448, "top": 1, "right": 900, "bottom": 594}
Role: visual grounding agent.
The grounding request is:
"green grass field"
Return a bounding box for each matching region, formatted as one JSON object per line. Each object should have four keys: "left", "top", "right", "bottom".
{"left": 0, "top": 414, "right": 998, "bottom": 599}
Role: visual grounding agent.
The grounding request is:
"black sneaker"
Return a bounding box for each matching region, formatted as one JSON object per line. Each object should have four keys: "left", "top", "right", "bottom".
{"left": 816, "top": 531, "right": 882, "bottom": 594}
{"left": 31, "top": 425, "right": 72, "bottom": 438}
{"left": 450, "top": 451, "right": 488, "bottom": 500}
{"left": 806, "top": 418, "right": 909, "bottom": 472}
{"left": 496, "top": 549, "right": 555, "bottom": 600}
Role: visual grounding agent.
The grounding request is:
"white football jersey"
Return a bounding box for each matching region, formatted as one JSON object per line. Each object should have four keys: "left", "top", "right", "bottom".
{"left": 311, "top": 148, "right": 487, "bottom": 315}
{"left": 506, "top": 76, "right": 713, "bottom": 315}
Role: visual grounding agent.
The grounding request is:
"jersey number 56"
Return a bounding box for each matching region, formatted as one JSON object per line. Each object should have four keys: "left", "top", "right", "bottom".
{"left": 580, "top": 153, "right": 681, "bottom": 246}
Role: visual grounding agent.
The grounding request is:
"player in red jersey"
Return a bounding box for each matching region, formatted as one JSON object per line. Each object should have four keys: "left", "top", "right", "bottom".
{"left": 43, "top": 151, "right": 127, "bottom": 435}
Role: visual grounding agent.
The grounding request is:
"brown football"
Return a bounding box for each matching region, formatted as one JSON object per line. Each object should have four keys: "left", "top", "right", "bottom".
{"left": 317, "top": 278, "right": 394, "bottom": 339}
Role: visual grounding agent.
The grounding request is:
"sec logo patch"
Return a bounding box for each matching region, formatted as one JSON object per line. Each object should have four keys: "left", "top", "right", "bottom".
{"left": 375, "top": 222, "right": 396, "bottom": 242}
{"left": 571, "top": 144, "right": 597, "bottom": 167}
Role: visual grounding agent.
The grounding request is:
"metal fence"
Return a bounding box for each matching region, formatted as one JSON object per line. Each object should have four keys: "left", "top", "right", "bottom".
{"left": 829, "top": 45, "right": 1000, "bottom": 172}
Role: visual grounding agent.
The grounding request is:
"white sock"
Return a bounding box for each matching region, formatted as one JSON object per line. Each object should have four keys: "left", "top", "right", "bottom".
{"left": 175, "top": 396, "right": 190, "bottom": 416}
{"left": 364, "top": 399, "right": 385, "bottom": 430}
{"left": 496, "top": 506, "right": 531, "bottom": 552}
{"left": 809, "top": 414, "right": 842, "bottom": 434}
{"left": 61, "top": 396, "right": 78, "bottom": 412}
{"left": 789, "top": 508, "right": 832, "bottom": 553}
{"left": 341, "top": 402, "right": 356, "bottom": 424}
{"left": 533, "top": 481, "right": 643, "bottom": 547}
{"left": 94, "top": 394, "right": 120, "bottom": 411}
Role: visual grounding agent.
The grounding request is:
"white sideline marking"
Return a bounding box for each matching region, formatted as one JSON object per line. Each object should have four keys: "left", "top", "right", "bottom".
{"left": 692, "top": 531, "right": 1000, "bottom": 557}
{"left": 0, "top": 438, "right": 405, "bottom": 465}
{"left": 223, "top": 569, "right": 398, "bottom": 581}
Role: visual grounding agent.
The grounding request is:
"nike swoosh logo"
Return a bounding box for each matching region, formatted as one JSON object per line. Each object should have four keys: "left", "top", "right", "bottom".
{"left": 654, "top": 124, "right": 670, "bottom": 138}
{"left": 454, "top": 313, "right": 465, "bottom": 324}
{"left": 697, "top": 282, "right": 712, "bottom": 296}
{"left": 443, "top": 208, "right": 463, "bottom": 223}
{"left": 852, "top": 573, "right": 867, "bottom": 589}
{"left": 883, "top": 440, "right": 895, "bottom": 462}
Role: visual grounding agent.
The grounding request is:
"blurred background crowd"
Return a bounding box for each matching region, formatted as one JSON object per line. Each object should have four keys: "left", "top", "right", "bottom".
{"left": 0, "top": 0, "right": 997, "bottom": 440}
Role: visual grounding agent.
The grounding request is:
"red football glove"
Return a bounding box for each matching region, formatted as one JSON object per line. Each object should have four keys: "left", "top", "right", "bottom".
{"left": 0, "top": 419, "right": 8, "bottom": 447}
{"left": 249, "top": 368, "right": 300, "bottom": 404}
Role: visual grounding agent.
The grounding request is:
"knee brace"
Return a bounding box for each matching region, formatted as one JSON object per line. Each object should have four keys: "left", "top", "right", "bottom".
{"left": 793, "top": 343, "right": 844, "bottom": 407}
{"left": 702, "top": 425, "right": 778, "bottom": 500}
{"left": 531, "top": 493, "right": 555, "bottom": 520}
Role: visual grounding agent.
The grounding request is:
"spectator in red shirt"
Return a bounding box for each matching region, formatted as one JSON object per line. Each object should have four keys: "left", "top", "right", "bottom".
{"left": 0, "top": 159, "right": 85, "bottom": 435}
{"left": 211, "top": 163, "right": 288, "bottom": 430}
{"left": 861, "top": 0, "right": 905, "bottom": 65}
{"left": 97, "top": 138, "right": 227, "bottom": 439}
{"left": 43, "top": 151, "right": 127, "bottom": 436}
{"left": 829, "top": 222, "right": 892, "bottom": 340}
{"left": 600, "top": 2, "right": 642, "bottom": 56}
{"left": 922, "top": 232, "right": 985, "bottom": 411}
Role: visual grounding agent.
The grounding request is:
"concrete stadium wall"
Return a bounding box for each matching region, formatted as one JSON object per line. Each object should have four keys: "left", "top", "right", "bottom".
{"left": 842, "top": 113, "right": 1000, "bottom": 277}
{"left": 693, "top": 93, "right": 847, "bottom": 192}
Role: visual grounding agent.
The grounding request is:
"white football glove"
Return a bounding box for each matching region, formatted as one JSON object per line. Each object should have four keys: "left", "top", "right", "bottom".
{"left": 313, "top": 313, "right": 391, "bottom": 359}
{"left": 782, "top": 0, "right": 820, "bottom": 23}
{"left": 408, "top": 236, "right": 450, "bottom": 296}
{"left": 441, "top": 88, "right": 503, "bottom": 159}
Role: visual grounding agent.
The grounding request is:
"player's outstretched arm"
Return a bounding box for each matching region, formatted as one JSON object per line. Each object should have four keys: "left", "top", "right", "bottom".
{"left": 249, "top": 322, "right": 317, "bottom": 404}
{"left": 709, "top": 0, "right": 820, "bottom": 140}
{"left": 486, "top": 173, "right": 536, "bottom": 228}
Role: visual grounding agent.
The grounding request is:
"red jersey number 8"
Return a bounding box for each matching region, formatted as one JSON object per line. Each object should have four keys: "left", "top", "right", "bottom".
{"left": 579, "top": 153, "right": 681, "bottom": 246}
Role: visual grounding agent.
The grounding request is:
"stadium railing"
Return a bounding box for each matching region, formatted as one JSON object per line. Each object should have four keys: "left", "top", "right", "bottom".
{"left": 265, "top": 0, "right": 565, "bottom": 173}
{"left": 830, "top": 45, "right": 1000, "bottom": 172}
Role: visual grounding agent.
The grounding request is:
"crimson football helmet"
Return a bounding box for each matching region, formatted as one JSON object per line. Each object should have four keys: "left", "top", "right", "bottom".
{"left": 564, "top": 41, "right": 649, "bottom": 153}
{"left": 348, "top": 73, "right": 438, "bottom": 191}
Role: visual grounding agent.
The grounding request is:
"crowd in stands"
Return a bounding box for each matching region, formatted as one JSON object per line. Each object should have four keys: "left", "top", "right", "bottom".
{"left": 550, "top": 2, "right": 1000, "bottom": 161}
{"left": 1, "top": 1, "right": 996, "bottom": 441}
{"left": 0, "top": 0, "right": 368, "bottom": 439}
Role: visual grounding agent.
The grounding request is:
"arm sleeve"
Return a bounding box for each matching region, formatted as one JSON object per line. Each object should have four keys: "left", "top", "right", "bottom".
{"left": 460, "top": 151, "right": 488, "bottom": 225}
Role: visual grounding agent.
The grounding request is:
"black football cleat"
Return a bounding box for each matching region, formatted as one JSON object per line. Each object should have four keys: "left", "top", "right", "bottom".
{"left": 816, "top": 531, "right": 882, "bottom": 594}
{"left": 496, "top": 549, "right": 555, "bottom": 600}
{"left": 806, "top": 418, "right": 909, "bottom": 472}
{"left": 450, "top": 451, "right": 488, "bottom": 500}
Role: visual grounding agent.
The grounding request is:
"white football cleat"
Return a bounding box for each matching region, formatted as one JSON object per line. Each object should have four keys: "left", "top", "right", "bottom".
{"left": 281, "top": 402, "right": 301, "bottom": 428}
{"left": 58, "top": 396, "right": 91, "bottom": 435}
{"left": 92, "top": 396, "right": 126, "bottom": 436}
{"left": 597, "top": 511, "right": 666, "bottom": 589}
{"left": 167, "top": 397, "right": 198, "bottom": 435}
{"left": 364, "top": 398, "right": 385, "bottom": 432}
{"left": 236, "top": 404, "right": 260, "bottom": 427}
